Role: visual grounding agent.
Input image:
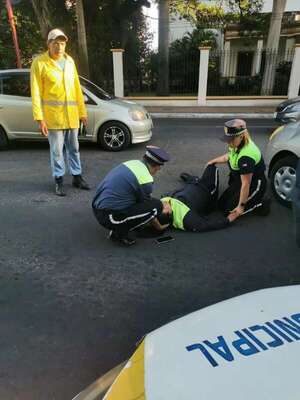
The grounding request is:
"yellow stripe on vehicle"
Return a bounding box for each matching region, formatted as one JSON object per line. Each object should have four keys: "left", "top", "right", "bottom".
{"left": 269, "top": 126, "right": 284, "bottom": 141}
{"left": 104, "top": 341, "right": 145, "bottom": 400}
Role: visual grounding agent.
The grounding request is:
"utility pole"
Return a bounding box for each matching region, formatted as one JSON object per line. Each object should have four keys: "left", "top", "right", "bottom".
{"left": 6, "top": 0, "right": 22, "bottom": 68}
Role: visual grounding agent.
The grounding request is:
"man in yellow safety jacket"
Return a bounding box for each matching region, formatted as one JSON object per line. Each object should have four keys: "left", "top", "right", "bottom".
{"left": 30, "top": 28, "right": 90, "bottom": 196}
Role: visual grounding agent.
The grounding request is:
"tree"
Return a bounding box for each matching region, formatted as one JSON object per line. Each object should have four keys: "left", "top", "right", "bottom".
{"left": 30, "top": 0, "right": 52, "bottom": 39}
{"left": 157, "top": 0, "right": 170, "bottom": 95}
{"left": 75, "top": 0, "right": 89, "bottom": 78}
{"left": 261, "top": 0, "right": 287, "bottom": 95}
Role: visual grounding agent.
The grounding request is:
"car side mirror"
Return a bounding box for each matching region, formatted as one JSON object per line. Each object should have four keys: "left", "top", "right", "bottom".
{"left": 83, "top": 94, "right": 89, "bottom": 103}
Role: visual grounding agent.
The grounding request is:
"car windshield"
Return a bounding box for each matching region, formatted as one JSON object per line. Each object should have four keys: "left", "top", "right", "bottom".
{"left": 79, "top": 76, "right": 114, "bottom": 100}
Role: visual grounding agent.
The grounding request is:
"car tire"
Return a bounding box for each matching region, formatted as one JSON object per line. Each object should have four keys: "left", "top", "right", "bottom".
{"left": 270, "top": 155, "right": 298, "bottom": 207}
{"left": 98, "top": 121, "right": 131, "bottom": 152}
{"left": 0, "top": 126, "right": 8, "bottom": 150}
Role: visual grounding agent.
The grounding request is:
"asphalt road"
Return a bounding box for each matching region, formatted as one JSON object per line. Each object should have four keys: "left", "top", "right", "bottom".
{"left": 0, "top": 118, "right": 299, "bottom": 400}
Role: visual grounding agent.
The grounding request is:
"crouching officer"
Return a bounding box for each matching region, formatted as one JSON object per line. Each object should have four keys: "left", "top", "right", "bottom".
{"left": 153, "top": 164, "right": 237, "bottom": 233}
{"left": 92, "top": 146, "right": 170, "bottom": 246}
{"left": 207, "top": 119, "right": 270, "bottom": 219}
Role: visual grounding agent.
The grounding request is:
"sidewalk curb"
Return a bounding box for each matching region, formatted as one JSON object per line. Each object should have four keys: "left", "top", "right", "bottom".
{"left": 150, "top": 113, "right": 274, "bottom": 119}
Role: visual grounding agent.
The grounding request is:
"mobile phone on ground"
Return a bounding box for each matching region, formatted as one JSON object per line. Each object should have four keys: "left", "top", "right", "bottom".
{"left": 155, "top": 235, "right": 174, "bottom": 244}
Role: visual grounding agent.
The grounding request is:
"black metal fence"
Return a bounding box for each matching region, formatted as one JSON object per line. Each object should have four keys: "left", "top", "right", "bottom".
{"left": 123, "top": 50, "right": 199, "bottom": 96}
{"left": 121, "top": 47, "right": 294, "bottom": 97}
{"left": 207, "top": 49, "right": 294, "bottom": 96}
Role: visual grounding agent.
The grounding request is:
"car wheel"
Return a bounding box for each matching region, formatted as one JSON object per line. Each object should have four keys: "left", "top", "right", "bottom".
{"left": 270, "top": 155, "right": 298, "bottom": 207}
{"left": 0, "top": 127, "right": 8, "bottom": 150}
{"left": 98, "top": 121, "right": 131, "bottom": 152}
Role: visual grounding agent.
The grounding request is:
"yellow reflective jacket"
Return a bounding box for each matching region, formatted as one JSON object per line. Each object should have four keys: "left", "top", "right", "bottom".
{"left": 30, "top": 52, "right": 87, "bottom": 129}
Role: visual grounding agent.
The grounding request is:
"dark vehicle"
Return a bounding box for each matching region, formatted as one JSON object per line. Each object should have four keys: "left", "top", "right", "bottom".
{"left": 274, "top": 97, "right": 300, "bottom": 124}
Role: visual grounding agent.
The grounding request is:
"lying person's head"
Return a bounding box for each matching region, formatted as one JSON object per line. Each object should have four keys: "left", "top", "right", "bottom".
{"left": 157, "top": 200, "right": 173, "bottom": 225}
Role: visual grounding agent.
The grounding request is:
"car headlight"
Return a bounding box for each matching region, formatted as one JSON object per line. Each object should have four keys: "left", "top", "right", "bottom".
{"left": 269, "top": 125, "right": 284, "bottom": 141}
{"left": 129, "top": 110, "right": 146, "bottom": 121}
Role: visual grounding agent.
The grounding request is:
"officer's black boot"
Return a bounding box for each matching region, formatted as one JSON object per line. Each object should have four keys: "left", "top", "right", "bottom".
{"left": 72, "top": 175, "right": 90, "bottom": 190}
{"left": 55, "top": 177, "right": 66, "bottom": 197}
{"left": 108, "top": 230, "right": 136, "bottom": 246}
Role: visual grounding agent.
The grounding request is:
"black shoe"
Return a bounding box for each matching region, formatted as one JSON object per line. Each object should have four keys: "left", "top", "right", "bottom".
{"left": 55, "top": 182, "right": 66, "bottom": 197}
{"left": 72, "top": 175, "right": 90, "bottom": 190}
{"left": 180, "top": 172, "right": 192, "bottom": 182}
{"left": 256, "top": 198, "right": 271, "bottom": 216}
{"left": 108, "top": 230, "right": 136, "bottom": 246}
{"left": 108, "top": 230, "right": 119, "bottom": 242}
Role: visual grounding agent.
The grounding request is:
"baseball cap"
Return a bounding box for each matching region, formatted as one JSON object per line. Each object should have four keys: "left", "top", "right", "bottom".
{"left": 47, "top": 29, "right": 68, "bottom": 42}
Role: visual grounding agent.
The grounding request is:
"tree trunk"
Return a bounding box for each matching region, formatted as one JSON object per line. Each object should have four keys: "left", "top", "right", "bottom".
{"left": 157, "top": 0, "right": 169, "bottom": 96}
{"left": 261, "top": 0, "right": 287, "bottom": 95}
{"left": 30, "top": 0, "right": 51, "bottom": 40}
{"left": 76, "top": 0, "right": 90, "bottom": 78}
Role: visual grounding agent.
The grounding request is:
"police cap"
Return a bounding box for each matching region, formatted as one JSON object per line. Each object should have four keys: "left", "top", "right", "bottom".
{"left": 144, "top": 145, "right": 170, "bottom": 165}
{"left": 222, "top": 119, "right": 247, "bottom": 142}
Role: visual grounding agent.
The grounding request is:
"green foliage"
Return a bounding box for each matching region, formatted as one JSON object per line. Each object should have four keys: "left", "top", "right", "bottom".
{"left": 0, "top": 0, "right": 152, "bottom": 92}
{"left": 0, "top": 2, "right": 44, "bottom": 68}
{"left": 170, "top": 0, "right": 264, "bottom": 33}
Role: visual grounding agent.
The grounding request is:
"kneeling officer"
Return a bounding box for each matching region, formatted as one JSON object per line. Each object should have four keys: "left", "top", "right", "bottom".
{"left": 92, "top": 146, "right": 170, "bottom": 246}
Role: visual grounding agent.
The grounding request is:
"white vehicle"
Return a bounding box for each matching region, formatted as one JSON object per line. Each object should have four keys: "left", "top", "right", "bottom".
{"left": 265, "top": 121, "right": 300, "bottom": 207}
{"left": 0, "top": 69, "right": 152, "bottom": 151}
{"left": 74, "top": 285, "right": 300, "bottom": 400}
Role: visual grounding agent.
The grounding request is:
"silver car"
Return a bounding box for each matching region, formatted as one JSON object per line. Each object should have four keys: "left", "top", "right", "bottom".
{"left": 265, "top": 121, "right": 300, "bottom": 207}
{"left": 0, "top": 69, "right": 152, "bottom": 151}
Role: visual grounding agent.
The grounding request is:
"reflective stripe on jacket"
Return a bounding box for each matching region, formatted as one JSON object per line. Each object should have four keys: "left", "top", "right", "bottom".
{"left": 30, "top": 52, "right": 87, "bottom": 129}
{"left": 123, "top": 160, "right": 153, "bottom": 185}
{"left": 228, "top": 139, "right": 261, "bottom": 171}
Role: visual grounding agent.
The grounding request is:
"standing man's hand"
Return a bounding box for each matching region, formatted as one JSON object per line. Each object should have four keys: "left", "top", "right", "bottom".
{"left": 38, "top": 120, "right": 48, "bottom": 137}
{"left": 80, "top": 117, "right": 88, "bottom": 126}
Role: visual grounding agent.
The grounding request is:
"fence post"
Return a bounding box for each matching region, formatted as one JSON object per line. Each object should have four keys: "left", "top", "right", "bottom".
{"left": 252, "top": 39, "right": 263, "bottom": 76}
{"left": 288, "top": 44, "right": 300, "bottom": 99}
{"left": 222, "top": 41, "right": 230, "bottom": 77}
{"left": 198, "top": 47, "right": 211, "bottom": 106}
{"left": 110, "top": 48, "right": 124, "bottom": 97}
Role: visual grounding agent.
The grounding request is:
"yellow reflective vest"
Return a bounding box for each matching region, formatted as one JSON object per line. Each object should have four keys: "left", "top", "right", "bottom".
{"left": 30, "top": 51, "right": 87, "bottom": 129}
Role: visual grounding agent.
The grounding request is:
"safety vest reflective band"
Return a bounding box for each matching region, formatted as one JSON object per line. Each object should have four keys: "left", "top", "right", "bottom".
{"left": 161, "top": 196, "right": 190, "bottom": 230}
{"left": 42, "top": 100, "right": 78, "bottom": 106}
{"left": 228, "top": 139, "right": 261, "bottom": 171}
{"left": 123, "top": 160, "right": 153, "bottom": 185}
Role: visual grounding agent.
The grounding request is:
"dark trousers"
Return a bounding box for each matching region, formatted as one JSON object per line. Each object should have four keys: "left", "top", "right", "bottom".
{"left": 177, "top": 165, "right": 228, "bottom": 232}
{"left": 218, "top": 173, "right": 267, "bottom": 214}
{"left": 172, "top": 164, "right": 219, "bottom": 215}
{"left": 93, "top": 198, "right": 163, "bottom": 238}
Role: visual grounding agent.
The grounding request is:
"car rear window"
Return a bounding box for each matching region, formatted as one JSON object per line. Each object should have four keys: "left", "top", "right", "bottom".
{"left": 0, "top": 74, "right": 30, "bottom": 97}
